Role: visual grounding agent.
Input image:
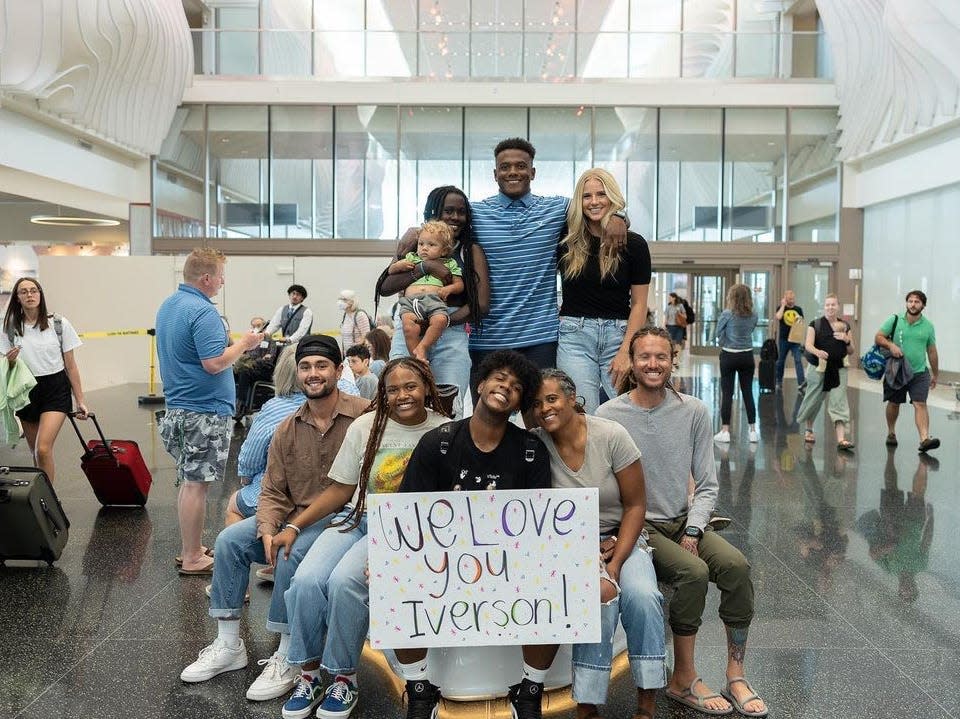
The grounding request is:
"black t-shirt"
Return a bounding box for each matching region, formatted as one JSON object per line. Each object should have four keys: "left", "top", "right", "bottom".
{"left": 399, "top": 419, "right": 552, "bottom": 493}
{"left": 778, "top": 304, "right": 804, "bottom": 340}
{"left": 559, "top": 231, "right": 652, "bottom": 320}
{"left": 806, "top": 316, "right": 850, "bottom": 365}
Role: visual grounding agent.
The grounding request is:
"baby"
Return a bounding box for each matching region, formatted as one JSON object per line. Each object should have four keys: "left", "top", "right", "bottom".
{"left": 388, "top": 220, "right": 464, "bottom": 363}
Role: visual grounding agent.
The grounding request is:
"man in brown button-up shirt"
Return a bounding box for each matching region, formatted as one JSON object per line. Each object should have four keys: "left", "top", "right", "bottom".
{"left": 182, "top": 334, "right": 369, "bottom": 700}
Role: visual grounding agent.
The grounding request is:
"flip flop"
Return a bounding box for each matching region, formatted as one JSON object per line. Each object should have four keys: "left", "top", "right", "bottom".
{"left": 175, "top": 547, "right": 213, "bottom": 567}
{"left": 665, "top": 677, "right": 733, "bottom": 716}
{"left": 837, "top": 439, "right": 855, "bottom": 451}
{"left": 178, "top": 556, "right": 215, "bottom": 576}
{"left": 803, "top": 431, "right": 816, "bottom": 444}
{"left": 720, "top": 677, "right": 768, "bottom": 718}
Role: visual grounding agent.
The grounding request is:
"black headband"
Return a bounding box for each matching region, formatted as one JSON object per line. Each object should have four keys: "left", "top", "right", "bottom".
{"left": 296, "top": 334, "right": 342, "bottom": 365}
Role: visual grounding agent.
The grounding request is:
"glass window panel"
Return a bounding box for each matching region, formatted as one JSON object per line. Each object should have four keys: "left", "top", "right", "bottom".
{"left": 208, "top": 106, "right": 268, "bottom": 238}
{"left": 524, "top": 0, "right": 575, "bottom": 30}
{"left": 369, "top": 0, "right": 415, "bottom": 31}
{"left": 419, "top": 32, "right": 470, "bottom": 79}
{"left": 472, "top": 0, "right": 523, "bottom": 30}
{"left": 464, "top": 107, "right": 526, "bottom": 199}
{"left": 579, "top": 0, "right": 627, "bottom": 32}
{"left": 215, "top": 7, "right": 258, "bottom": 75}
{"left": 335, "top": 106, "right": 399, "bottom": 239}
{"left": 529, "top": 107, "right": 591, "bottom": 197}
{"left": 630, "top": 0, "right": 681, "bottom": 31}
{"left": 630, "top": 33, "right": 680, "bottom": 77}
{"left": 788, "top": 108, "right": 839, "bottom": 243}
{"left": 524, "top": 32, "right": 576, "bottom": 80}
{"left": 723, "top": 108, "right": 785, "bottom": 243}
{"left": 156, "top": 107, "right": 205, "bottom": 237}
{"left": 580, "top": 33, "right": 628, "bottom": 78}
{"left": 313, "top": 32, "right": 365, "bottom": 77}
{"left": 315, "top": 0, "right": 364, "bottom": 30}
{"left": 263, "top": 32, "right": 312, "bottom": 75}
{"left": 471, "top": 32, "right": 523, "bottom": 78}
{"left": 399, "top": 106, "right": 464, "bottom": 233}
{"left": 366, "top": 32, "right": 416, "bottom": 77}
{"left": 735, "top": 2, "right": 779, "bottom": 78}
{"left": 595, "top": 107, "right": 657, "bottom": 242}
{"left": 270, "top": 106, "right": 333, "bottom": 238}
{"left": 660, "top": 108, "right": 721, "bottom": 241}
{"left": 419, "top": 0, "right": 469, "bottom": 30}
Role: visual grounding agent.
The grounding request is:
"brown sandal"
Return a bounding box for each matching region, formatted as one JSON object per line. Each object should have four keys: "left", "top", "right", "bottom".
{"left": 175, "top": 547, "right": 213, "bottom": 567}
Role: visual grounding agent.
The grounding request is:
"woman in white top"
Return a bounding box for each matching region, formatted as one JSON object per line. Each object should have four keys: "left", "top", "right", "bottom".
{"left": 1, "top": 277, "right": 89, "bottom": 482}
{"left": 533, "top": 368, "right": 665, "bottom": 719}
{"left": 337, "top": 289, "right": 371, "bottom": 351}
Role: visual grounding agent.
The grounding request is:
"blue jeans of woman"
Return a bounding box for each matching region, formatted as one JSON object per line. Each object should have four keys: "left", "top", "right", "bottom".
{"left": 557, "top": 316, "right": 627, "bottom": 414}
{"left": 572, "top": 537, "right": 667, "bottom": 705}
{"left": 390, "top": 306, "right": 470, "bottom": 418}
{"left": 208, "top": 514, "right": 334, "bottom": 632}
{"left": 666, "top": 324, "right": 685, "bottom": 346}
{"left": 285, "top": 511, "right": 367, "bottom": 665}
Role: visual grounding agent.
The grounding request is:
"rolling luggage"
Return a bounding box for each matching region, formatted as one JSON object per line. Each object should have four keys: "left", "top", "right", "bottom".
{"left": 0, "top": 466, "right": 70, "bottom": 564}
{"left": 69, "top": 413, "right": 152, "bottom": 506}
{"left": 758, "top": 358, "right": 776, "bottom": 393}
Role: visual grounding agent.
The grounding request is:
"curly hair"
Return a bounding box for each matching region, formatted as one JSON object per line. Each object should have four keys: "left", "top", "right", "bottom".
{"left": 475, "top": 350, "right": 543, "bottom": 414}
{"left": 334, "top": 357, "right": 449, "bottom": 532}
{"left": 494, "top": 137, "right": 536, "bottom": 160}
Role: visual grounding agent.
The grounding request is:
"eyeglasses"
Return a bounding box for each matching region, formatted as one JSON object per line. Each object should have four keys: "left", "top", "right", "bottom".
{"left": 17, "top": 288, "right": 40, "bottom": 296}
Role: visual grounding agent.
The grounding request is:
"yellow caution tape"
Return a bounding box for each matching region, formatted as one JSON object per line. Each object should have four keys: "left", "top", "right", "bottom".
{"left": 78, "top": 329, "right": 151, "bottom": 338}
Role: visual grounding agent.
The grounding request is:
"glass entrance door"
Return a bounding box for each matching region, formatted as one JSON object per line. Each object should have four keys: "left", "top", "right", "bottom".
{"left": 742, "top": 269, "right": 773, "bottom": 346}
{"left": 690, "top": 272, "right": 735, "bottom": 354}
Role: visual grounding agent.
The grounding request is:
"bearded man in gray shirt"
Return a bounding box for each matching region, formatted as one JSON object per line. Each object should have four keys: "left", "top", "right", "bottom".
{"left": 598, "top": 326, "right": 768, "bottom": 718}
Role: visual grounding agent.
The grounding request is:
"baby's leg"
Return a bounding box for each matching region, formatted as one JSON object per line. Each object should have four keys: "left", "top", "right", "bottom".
{"left": 413, "top": 312, "right": 449, "bottom": 363}
{"left": 401, "top": 311, "right": 424, "bottom": 355}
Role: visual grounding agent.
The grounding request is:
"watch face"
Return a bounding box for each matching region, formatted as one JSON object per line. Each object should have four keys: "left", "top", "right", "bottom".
{"left": 685, "top": 527, "right": 701, "bottom": 537}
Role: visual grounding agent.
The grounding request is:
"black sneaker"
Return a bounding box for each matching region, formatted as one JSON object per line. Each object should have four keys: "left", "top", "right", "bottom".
{"left": 918, "top": 437, "right": 940, "bottom": 453}
{"left": 508, "top": 678, "right": 544, "bottom": 719}
{"left": 404, "top": 680, "right": 439, "bottom": 719}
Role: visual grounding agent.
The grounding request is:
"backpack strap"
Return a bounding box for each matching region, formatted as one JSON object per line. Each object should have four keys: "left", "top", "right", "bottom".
{"left": 438, "top": 422, "right": 453, "bottom": 455}
{"left": 523, "top": 433, "right": 538, "bottom": 463}
{"left": 51, "top": 314, "right": 63, "bottom": 352}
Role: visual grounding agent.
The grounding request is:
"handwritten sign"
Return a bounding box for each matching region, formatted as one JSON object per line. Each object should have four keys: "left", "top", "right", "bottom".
{"left": 367, "top": 488, "right": 600, "bottom": 649}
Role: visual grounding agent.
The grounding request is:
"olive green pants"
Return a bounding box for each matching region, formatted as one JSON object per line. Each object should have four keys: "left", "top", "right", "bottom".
{"left": 646, "top": 517, "right": 754, "bottom": 636}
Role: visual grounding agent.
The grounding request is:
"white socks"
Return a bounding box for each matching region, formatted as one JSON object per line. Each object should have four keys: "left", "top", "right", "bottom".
{"left": 277, "top": 632, "right": 291, "bottom": 657}
{"left": 522, "top": 663, "right": 548, "bottom": 684}
{"left": 217, "top": 620, "right": 240, "bottom": 647}
{"left": 398, "top": 658, "right": 429, "bottom": 681}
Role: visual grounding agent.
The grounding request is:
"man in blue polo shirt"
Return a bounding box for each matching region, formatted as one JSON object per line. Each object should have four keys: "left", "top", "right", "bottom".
{"left": 468, "top": 138, "right": 627, "bottom": 392}
{"left": 157, "top": 248, "right": 262, "bottom": 575}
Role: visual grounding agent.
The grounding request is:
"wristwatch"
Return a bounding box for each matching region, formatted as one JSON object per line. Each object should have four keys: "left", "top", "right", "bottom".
{"left": 684, "top": 526, "right": 703, "bottom": 539}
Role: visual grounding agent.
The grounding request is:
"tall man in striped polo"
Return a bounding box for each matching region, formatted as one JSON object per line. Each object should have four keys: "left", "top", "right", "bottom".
{"left": 468, "top": 138, "right": 627, "bottom": 393}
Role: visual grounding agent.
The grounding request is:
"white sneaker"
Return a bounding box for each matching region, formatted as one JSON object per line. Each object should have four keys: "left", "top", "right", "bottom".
{"left": 714, "top": 430, "right": 731, "bottom": 443}
{"left": 180, "top": 637, "right": 247, "bottom": 682}
{"left": 246, "top": 651, "right": 299, "bottom": 701}
{"left": 749, "top": 428, "right": 759, "bottom": 443}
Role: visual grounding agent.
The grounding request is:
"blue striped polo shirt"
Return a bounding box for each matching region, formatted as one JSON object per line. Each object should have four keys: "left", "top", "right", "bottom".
{"left": 470, "top": 192, "right": 569, "bottom": 350}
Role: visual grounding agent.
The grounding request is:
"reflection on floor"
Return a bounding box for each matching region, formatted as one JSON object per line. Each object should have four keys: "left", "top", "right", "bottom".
{"left": 1, "top": 360, "right": 958, "bottom": 719}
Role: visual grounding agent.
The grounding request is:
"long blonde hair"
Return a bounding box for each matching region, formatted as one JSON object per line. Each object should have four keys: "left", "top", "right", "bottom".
{"left": 560, "top": 168, "right": 626, "bottom": 282}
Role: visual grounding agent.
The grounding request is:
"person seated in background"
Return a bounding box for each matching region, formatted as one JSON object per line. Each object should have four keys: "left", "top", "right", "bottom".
{"left": 264, "top": 285, "right": 313, "bottom": 344}
{"left": 344, "top": 344, "right": 377, "bottom": 400}
{"left": 389, "top": 220, "right": 464, "bottom": 364}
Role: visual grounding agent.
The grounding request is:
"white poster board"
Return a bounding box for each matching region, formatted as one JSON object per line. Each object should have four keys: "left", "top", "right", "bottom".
{"left": 367, "top": 488, "right": 600, "bottom": 649}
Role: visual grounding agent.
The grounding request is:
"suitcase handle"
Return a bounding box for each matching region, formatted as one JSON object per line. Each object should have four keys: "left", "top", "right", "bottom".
{"left": 68, "top": 413, "right": 118, "bottom": 466}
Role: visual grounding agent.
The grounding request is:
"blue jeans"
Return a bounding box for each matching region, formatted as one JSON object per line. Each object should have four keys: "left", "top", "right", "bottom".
{"left": 285, "top": 512, "right": 367, "bottom": 665}
{"left": 322, "top": 531, "right": 370, "bottom": 673}
{"left": 776, "top": 336, "right": 806, "bottom": 385}
{"left": 390, "top": 307, "right": 470, "bottom": 418}
{"left": 557, "top": 316, "right": 627, "bottom": 414}
{"left": 666, "top": 324, "right": 685, "bottom": 345}
{"left": 572, "top": 538, "right": 667, "bottom": 704}
{"left": 208, "top": 514, "right": 333, "bottom": 631}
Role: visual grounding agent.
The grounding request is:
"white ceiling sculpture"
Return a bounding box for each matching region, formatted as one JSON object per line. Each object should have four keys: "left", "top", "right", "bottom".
{"left": 0, "top": 0, "right": 193, "bottom": 157}
{"left": 816, "top": 0, "right": 960, "bottom": 160}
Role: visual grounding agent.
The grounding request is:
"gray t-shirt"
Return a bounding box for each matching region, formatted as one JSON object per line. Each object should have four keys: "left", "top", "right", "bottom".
{"left": 597, "top": 391, "right": 717, "bottom": 531}
{"left": 328, "top": 410, "right": 448, "bottom": 509}
{"left": 532, "top": 415, "right": 641, "bottom": 534}
{"left": 354, "top": 373, "right": 378, "bottom": 400}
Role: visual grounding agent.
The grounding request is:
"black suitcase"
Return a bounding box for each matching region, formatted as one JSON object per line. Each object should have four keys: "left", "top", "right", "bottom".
{"left": 0, "top": 466, "right": 70, "bottom": 565}
{"left": 758, "top": 358, "right": 776, "bottom": 393}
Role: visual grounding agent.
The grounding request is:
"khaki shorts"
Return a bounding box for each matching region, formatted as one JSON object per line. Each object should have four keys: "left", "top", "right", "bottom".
{"left": 159, "top": 408, "right": 232, "bottom": 486}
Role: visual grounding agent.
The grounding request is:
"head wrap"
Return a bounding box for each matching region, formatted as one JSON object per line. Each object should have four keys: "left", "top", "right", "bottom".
{"left": 296, "top": 334, "right": 342, "bottom": 365}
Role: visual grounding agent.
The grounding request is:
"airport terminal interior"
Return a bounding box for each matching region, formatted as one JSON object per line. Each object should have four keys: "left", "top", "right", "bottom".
{"left": 1, "top": 1, "right": 959, "bottom": 718}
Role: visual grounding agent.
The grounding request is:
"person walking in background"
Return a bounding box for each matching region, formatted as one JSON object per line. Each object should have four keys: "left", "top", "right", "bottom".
{"left": 363, "top": 329, "right": 391, "bottom": 377}
{"left": 1, "top": 277, "right": 90, "bottom": 483}
{"left": 774, "top": 290, "right": 806, "bottom": 391}
{"left": 796, "top": 293, "right": 856, "bottom": 450}
{"left": 337, "top": 290, "right": 371, "bottom": 352}
{"left": 556, "top": 168, "right": 651, "bottom": 413}
{"left": 156, "top": 248, "right": 263, "bottom": 575}
{"left": 874, "top": 290, "right": 939, "bottom": 453}
{"left": 714, "top": 283, "right": 759, "bottom": 444}
{"left": 664, "top": 292, "right": 687, "bottom": 346}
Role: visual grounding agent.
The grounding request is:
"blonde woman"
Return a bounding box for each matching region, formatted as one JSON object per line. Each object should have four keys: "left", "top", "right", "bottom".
{"left": 714, "top": 283, "right": 759, "bottom": 444}
{"left": 337, "top": 290, "right": 370, "bottom": 351}
{"left": 557, "top": 169, "right": 651, "bottom": 413}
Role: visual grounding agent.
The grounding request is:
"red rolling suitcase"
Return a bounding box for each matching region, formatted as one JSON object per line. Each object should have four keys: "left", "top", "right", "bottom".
{"left": 68, "top": 413, "right": 152, "bottom": 506}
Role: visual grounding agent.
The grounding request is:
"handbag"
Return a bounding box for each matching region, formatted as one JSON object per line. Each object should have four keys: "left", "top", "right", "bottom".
{"left": 860, "top": 314, "right": 899, "bottom": 380}
{"left": 787, "top": 317, "right": 806, "bottom": 344}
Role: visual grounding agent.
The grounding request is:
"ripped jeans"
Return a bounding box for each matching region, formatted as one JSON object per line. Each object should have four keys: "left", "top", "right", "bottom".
{"left": 571, "top": 535, "right": 667, "bottom": 705}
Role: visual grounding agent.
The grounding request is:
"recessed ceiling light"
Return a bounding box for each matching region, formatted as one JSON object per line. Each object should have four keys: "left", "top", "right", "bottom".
{"left": 30, "top": 215, "right": 120, "bottom": 227}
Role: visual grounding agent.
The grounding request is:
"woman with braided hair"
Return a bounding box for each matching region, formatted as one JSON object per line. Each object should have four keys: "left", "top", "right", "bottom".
{"left": 271, "top": 358, "right": 449, "bottom": 719}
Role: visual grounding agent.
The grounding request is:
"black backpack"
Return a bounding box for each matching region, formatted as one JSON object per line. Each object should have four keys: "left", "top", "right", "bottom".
{"left": 681, "top": 299, "right": 695, "bottom": 325}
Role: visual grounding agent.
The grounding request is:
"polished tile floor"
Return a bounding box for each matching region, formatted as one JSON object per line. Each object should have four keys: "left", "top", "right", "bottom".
{"left": 1, "top": 361, "right": 958, "bottom": 719}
